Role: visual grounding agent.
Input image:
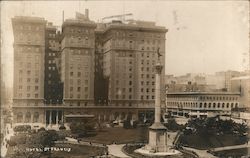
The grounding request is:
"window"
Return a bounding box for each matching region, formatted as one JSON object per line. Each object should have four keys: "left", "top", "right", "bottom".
{"left": 77, "top": 79, "right": 81, "bottom": 85}
{"left": 141, "top": 81, "right": 144, "bottom": 85}
{"left": 77, "top": 72, "right": 81, "bottom": 77}
{"left": 35, "top": 86, "right": 38, "bottom": 90}
{"left": 70, "top": 72, "right": 73, "bottom": 76}
{"left": 77, "top": 87, "right": 81, "bottom": 92}
{"left": 213, "top": 103, "right": 216, "bottom": 108}
{"left": 35, "top": 78, "right": 39, "bottom": 83}
{"left": 33, "top": 112, "right": 39, "bottom": 123}
{"left": 199, "top": 103, "right": 202, "bottom": 108}
{"left": 35, "top": 94, "right": 38, "bottom": 98}
{"left": 85, "top": 87, "right": 88, "bottom": 91}
{"left": 129, "top": 81, "right": 132, "bottom": 85}
{"left": 141, "top": 88, "right": 144, "bottom": 92}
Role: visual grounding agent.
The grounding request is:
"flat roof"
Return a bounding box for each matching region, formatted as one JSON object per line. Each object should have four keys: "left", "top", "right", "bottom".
{"left": 65, "top": 114, "right": 95, "bottom": 118}
{"left": 167, "top": 92, "right": 240, "bottom": 95}
{"left": 12, "top": 16, "right": 46, "bottom": 24}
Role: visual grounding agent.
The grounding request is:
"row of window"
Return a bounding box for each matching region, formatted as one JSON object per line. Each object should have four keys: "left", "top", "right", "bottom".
{"left": 18, "top": 78, "right": 39, "bottom": 83}
{"left": 68, "top": 28, "right": 93, "bottom": 34}
{"left": 141, "top": 74, "right": 155, "bottom": 80}
{"left": 168, "top": 101, "right": 238, "bottom": 109}
{"left": 18, "top": 93, "right": 39, "bottom": 98}
{"left": 69, "top": 79, "right": 89, "bottom": 85}
{"left": 70, "top": 86, "right": 88, "bottom": 92}
{"left": 18, "top": 85, "right": 39, "bottom": 90}
{"left": 114, "top": 31, "right": 163, "bottom": 39}
{"left": 17, "top": 47, "right": 40, "bottom": 53}
{"left": 69, "top": 94, "right": 89, "bottom": 99}
{"left": 18, "top": 25, "right": 42, "bottom": 31}
{"left": 19, "top": 62, "right": 40, "bottom": 68}
{"left": 69, "top": 71, "right": 90, "bottom": 77}
{"left": 141, "top": 95, "right": 155, "bottom": 100}
{"left": 115, "top": 80, "right": 133, "bottom": 85}
{"left": 16, "top": 112, "right": 40, "bottom": 123}
{"left": 115, "top": 95, "right": 133, "bottom": 99}
{"left": 141, "top": 59, "right": 155, "bottom": 65}
{"left": 169, "top": 96, "right": 238, "bottom": 101}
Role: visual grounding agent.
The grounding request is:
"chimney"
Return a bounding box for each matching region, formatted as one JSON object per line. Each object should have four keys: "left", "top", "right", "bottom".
{"left": 85, "top": 9, "right": 89, "bottom": 19}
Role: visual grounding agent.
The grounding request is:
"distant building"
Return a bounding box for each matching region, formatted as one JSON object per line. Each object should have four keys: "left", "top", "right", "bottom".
{"left": 231, "top": 76, "right": 250, "bottom": 110}
{"left": 166, "top": 92, "right": 240, "bottom": 118}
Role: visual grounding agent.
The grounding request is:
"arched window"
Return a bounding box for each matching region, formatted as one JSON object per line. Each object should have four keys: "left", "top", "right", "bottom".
{"left": 213, "top": 103, "right": 216, "bottom": 108}
{"left": 33, "top": 112, "right": 39, "bottom": 123}
{"left": 199, "top": 103, "right": 202, "bottom": 108}
{"left": 218, "top": 103, "right": 221, "bottom": 108}
{"left": 25, "top": 112, "right": 31, "bottom": 123}
{"left": 235, "top": 103, "right": 238, "bottom": 108}
{"left": 222, "top": 103, "right": 225, "bottom": 108}
{"left": 208, "top": 103, "right": 211, "bottom": 108}
{"left": 204, "top": 103, "right": 207, "bottom": 108}
{"left": 17, "top": 112, "right": 23, "bottom": 123}
{"left": 231, "top": 103, "right": 234, "bottom": 108}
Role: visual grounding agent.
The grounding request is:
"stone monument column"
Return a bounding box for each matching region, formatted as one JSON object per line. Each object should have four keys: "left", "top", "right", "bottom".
{"left": 154, "top": 62, "right": 162, "bottom": 123}
{"left": 145, "top": 49, "right": 168, "bottom": 152}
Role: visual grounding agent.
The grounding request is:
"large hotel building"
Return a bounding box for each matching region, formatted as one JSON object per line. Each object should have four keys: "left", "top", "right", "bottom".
{"left": 12, "top": 10, "right": 167, "bottom": 128}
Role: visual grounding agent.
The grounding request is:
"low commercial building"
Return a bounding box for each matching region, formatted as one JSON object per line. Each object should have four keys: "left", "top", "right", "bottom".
{"left": 166, "top": 92, "right": 240, "bottom": 118}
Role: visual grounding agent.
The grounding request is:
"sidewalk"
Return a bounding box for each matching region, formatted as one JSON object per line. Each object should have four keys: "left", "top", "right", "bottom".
{"left": 183, "top": 147, "right": 217, "bottom": 158}
{"left": 1, "top": 124, "right": 14, "bottom": 158}
{"left": 212, "top": 141, "right": 250, "bottom": 152}
{"left": 107, "top": 144, "right": 131, "bottom": 158}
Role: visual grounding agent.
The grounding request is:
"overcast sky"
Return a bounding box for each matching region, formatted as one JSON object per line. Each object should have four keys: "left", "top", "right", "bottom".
{"left": 1, "top": 1, "right": 249, "bottom": 87}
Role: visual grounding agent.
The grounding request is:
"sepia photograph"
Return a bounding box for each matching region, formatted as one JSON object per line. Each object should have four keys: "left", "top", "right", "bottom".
{"left": 0, "top": 0, "right": 249, "bottom": 157}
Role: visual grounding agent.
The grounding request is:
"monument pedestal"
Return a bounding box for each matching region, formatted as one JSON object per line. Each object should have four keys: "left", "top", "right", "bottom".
{"left": 145, "top": 122, "right": 170, "bottom": 152}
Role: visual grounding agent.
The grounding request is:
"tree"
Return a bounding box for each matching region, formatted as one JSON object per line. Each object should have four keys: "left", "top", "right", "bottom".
{"left": 69, "top": 119, "right": 97, "bottom": 137}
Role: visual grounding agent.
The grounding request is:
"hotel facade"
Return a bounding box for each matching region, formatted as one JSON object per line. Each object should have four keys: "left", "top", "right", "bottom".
{"left": 12, "top": 11, "right": 167, "bottom": 129}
